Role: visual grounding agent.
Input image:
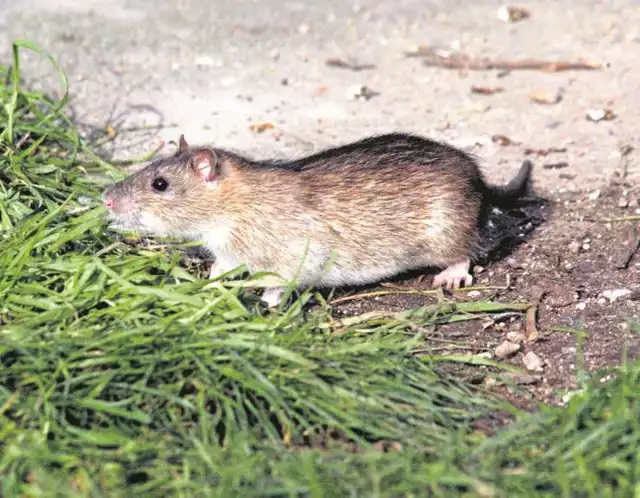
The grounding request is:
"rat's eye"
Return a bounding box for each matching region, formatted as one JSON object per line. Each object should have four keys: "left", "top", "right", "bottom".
{"left": 151, "top": 177, "right": 169, "bottom": 192}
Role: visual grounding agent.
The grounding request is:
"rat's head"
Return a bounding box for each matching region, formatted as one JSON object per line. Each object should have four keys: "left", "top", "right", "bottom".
{"left": 102, "top": 135, "right": 231, "bottom": 237}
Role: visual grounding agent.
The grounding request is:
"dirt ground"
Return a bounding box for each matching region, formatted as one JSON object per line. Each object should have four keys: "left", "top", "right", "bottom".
{"left": 331, "top": 182, "right": 640, "bottom": 407}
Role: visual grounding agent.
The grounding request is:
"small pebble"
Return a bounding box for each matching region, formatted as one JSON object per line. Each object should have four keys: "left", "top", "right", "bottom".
{"left": 507, "top": 258, "right": 525, "bottom": 269}
{"left": 618, "top": 197, "right": 629, "bottom": 208}
{"left": 495, "top": 340, "right": 521, "bottom": 359}
{"left": 601, "top": 288, "right": 632, "bottom": 303}
{"left": 460, "top": 101, "right": 491, "bottom": 115}
{"left": 512, "top": 374, "right": 541, "bottom": 385}
{"left": 586, "top": 109, "right": 606, "bottom": 121}
{"left": 588, "top": 189, "right": 601, "bottom": 201}
{"left": 484, "top": 376, "right": 498, "bottom": 387}
{"left": 506, "top": 331, "right": 525, "bottom": 343}
{"left": 194, "top": 55, "right": 221, "bottom": 67}
{"left": 523, "top": 351, "right": 545, "bottom": 372}
{"left": 467, "top": 290, "right": 482, "bottom": 298}
{"left": 575, "top": 302, "right": 586, "bottom": 311}
{"left": 346, "top": 84, "right": 375, "bottom": 101}
{"left": 586, "top": 109, "right": 615, "bottom": 122}
{"left": 568, "top": 241, "right": 581, "bottom": 254}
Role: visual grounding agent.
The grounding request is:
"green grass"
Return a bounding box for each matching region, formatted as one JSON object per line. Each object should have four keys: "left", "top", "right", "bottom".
{"left": 1, "top": 41, "right": 639, "bottom": 497}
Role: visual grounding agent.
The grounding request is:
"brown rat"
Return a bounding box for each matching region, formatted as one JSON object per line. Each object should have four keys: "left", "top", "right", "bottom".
{"left": 102, "top": 132, "right": 533, "bottom": 307}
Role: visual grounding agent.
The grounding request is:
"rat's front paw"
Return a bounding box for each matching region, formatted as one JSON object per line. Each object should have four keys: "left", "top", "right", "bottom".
{"left": 432, "top": 260, "right": 473, "bottom": 290}
{"left": 209, "top": 259, "right": 233, "bottom": 279}
{"left": 261, "top": 287, "right": 284, "bottom": 308}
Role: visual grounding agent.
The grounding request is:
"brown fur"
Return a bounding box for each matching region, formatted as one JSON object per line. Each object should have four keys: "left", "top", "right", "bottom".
{"left": 102, "top": 133, "right": 532, "bottom": 298}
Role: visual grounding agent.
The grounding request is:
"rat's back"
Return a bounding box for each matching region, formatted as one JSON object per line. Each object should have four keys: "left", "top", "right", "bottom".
{"left": 266, "top": 133, "right": 481, "bottom": 177}
{"left": 289, "top": 134, "right": 485, "bottom": 285}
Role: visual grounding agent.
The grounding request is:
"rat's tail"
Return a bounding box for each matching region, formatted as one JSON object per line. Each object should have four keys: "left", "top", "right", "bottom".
{"left": 483, "top": 159, "right": 534, "bottom": 206}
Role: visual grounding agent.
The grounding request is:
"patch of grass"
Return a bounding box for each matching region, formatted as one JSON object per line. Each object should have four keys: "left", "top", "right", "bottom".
{"left": 1, "top": 41, "right": 639, "bottom": 497}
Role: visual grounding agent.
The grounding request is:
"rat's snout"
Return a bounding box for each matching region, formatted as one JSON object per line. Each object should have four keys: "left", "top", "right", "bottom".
{"left": 102, "top": 189, "right": 115, "bottom": 210}
{"left": 102, "top": 187, "right": 132, "bottom": 213}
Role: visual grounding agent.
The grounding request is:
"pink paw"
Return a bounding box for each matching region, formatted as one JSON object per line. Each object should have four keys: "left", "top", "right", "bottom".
{"left": 432, "top": 260, "right": 473, "bottom": 290}
{"left": 209, "top": 261, "right": 224, "bottom": 279}
{"left": 262, "top": 287, "right": 284, "bottom": 308}
{"left": 209, "top": 258, "right": 234, "bottom": 279}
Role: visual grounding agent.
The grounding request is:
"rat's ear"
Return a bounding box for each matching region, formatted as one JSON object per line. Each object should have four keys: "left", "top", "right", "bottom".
{"left": 177, "top": 134, "right": 189, "bottom": 154}
{"left": 190, "top": 149, "right": 228, "bottom": 186}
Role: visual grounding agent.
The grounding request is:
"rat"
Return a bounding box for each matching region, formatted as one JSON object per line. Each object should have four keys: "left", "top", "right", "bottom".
{"left": 102, "top": 132, "right": 533, "bottom": 307}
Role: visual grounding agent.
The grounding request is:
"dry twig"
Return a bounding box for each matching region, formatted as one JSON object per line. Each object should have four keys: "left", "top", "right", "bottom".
{"left": 330, "top": 283, "right": 510, "bottom": 305}
{"left": 407, "top": 47, "right": 601, "bottom": 72}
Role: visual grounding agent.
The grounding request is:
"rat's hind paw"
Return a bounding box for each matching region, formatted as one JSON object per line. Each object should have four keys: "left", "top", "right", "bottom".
{"left": 432, "top": 260, "right": 473, "bottom": 290}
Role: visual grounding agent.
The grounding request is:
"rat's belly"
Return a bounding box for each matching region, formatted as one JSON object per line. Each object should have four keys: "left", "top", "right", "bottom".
{"left": 271, "top": 231, "right": 457, "bottom": 287}
{"left": 303, "top": 249, "right": 436, "bottom": 287}
{"left": 315, "top": 264, "right": 409, "bottom": 287}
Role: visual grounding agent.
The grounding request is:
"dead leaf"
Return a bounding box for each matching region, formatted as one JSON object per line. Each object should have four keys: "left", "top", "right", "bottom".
{"left": 249, "top": 122, "right": 275, "bottom": 133}
{"left": 492, "top": 134, "right": 519, "bottom": 146}
{"left": 408, "top": 46, "right": 601, "bottom": 72}
{"left": 525, "top": 304, "right": 540, "bottom": 342}
{"left": 105, "top": 124, "right": 117, "bottom": 138}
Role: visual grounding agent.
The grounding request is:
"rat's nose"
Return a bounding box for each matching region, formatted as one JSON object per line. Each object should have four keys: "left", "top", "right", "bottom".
{"left": 102, "top": 189, "right": 114, "bottom": 209}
